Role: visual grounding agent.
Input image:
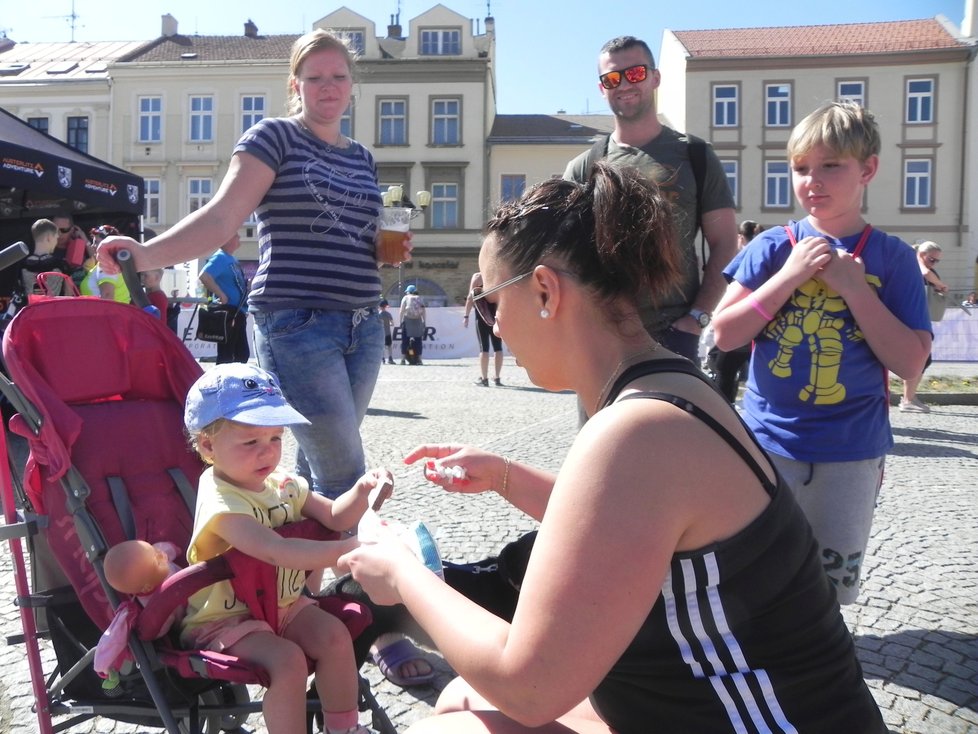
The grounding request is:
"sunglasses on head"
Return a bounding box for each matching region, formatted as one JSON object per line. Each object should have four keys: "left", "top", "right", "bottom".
{"left": 599, "top": 64, "right": 651, "bottom": 90}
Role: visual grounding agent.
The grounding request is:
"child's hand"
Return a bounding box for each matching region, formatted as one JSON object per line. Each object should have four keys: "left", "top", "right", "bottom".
{"left": 819, "top": 248, "right": 868, "bottom": 298}
{"left": 782, "top": 236, "right": 833, "bottom": 284}
{"left": 359, "top": 468, "right": 394, "bottom": 511}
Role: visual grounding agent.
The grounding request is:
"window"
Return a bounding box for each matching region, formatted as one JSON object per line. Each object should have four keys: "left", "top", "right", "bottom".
{"left": 340, "top": 103, "right": 353, "bottom": 139}
{"left": 139, "top": 96, "right": 162, "bottom": 142}
{"left": 378, "top": 99, "right": 407, "bottom": 145}
{"left": 66, "top": 116, "right": 89, "bottom": 153}
{"left": 765, "top": 83, "right": 791, "bottom": 127}
{"left": 903, "top": 159, "right": 932, "bottom": 208}
{"left": 837, "top": 80, "right": 865, "bottom": 107}
{"left": 189, "top": 95, "right": 214, "bottom": 142}
{"left": 27, "top": 117, "right": 48, "bottom": 134}
{"left": 431, "top": 98, "right": 460, "bottom": 145}
{"left": 336, "top": 29, "right": 366, "bottom": 55}
{"left": 420, "top": 29, "right": 461, "bottom": 55}
{"left": 721, "top": 160, "right": 738, "bottom": 205}
{"left": 765, "top": 161, "right": 790, "bottom": 207}
{"left": 712, "top": 85, "right": 738, "bottom": 127}
{"left": 188, "top": 178, "right": 213, "bottom": 214}
{"left": 143, "top": 178, "right": 162, "bottom": 223}
{"left": 241, "top": 95, "right": 265, "bottom": 133}
{"left": 500, "top": 175, "right": 525, "bottom": 203}
{"left": 431, "top": 183, "right": 458, "bottom": 228}
{"left": 906, "top": 78, "right": 934, "bottom": 124}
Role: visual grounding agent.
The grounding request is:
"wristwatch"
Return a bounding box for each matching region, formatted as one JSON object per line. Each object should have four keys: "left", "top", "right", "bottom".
{"left": 688, "top": 308, "right": 711, "bottom": 328}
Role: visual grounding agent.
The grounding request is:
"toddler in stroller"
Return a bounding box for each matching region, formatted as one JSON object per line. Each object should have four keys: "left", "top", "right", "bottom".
{"left": 181, "top": 362, "right": 394, "bottom": 734}
{"left": 0, "top": 292, "right": 397, "bottom": 734}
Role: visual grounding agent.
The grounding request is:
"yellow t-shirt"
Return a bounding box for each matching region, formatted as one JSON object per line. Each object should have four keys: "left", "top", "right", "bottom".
{"left": 181, "top": 469, "right": 308, "bottom": 637}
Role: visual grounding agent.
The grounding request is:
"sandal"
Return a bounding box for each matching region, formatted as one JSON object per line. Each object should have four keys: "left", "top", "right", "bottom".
{"left": 370, "top": 638, "right": 435, "bottom": 687}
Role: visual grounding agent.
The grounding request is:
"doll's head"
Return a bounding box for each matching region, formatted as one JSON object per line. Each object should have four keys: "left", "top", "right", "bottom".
{"left": 104, "top": 540, "right": 171, "bottom": 595}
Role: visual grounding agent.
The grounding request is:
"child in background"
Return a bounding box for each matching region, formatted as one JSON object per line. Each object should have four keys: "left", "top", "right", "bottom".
{"left": 713, "top": 102, "right": 931, "bottom": 604}
{"left": 182, "top": 362, "right": 392, "bottom": 734}
{"left": 140, "top": 268, "right": 169, "bottom": 323}
{"left": 21, "top": 218, "right": 71, "bottom": 298}
{"left": 378, "top": 299, "right": 395, "bottom": 365}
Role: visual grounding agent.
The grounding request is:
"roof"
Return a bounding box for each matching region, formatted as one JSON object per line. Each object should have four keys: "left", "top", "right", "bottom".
{"left": 0, "top": 41, "right": 146, "bottom": 80}
{"left": 119, "top": 34, "right": 298, "bottom": 63}
{"left": 489, "top": 114, "right": 614, "bottom": 144}
{"left": 672, "top": 18, "right": 969, "bottom": 59}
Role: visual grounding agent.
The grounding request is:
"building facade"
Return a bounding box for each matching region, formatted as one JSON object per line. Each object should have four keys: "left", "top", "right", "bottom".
{"left": 2, "top": 7, "right": 976, "bottom": 300}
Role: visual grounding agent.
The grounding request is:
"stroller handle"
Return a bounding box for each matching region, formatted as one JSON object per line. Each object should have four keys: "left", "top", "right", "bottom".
{"left": 0, "top": 241, "right": 29, "bottom": 272}
{"left": 116, "top": 249, "right": 160, "bottom": 319}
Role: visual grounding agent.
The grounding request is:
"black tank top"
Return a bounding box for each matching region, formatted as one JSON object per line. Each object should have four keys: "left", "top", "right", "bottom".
{"left": 589, "top": 359, "right": 885, "bottom": 733}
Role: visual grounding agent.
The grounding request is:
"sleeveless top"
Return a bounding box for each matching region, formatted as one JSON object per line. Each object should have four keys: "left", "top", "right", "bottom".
{"left": 588, "top": 359, "right": 885, "bottom": 733}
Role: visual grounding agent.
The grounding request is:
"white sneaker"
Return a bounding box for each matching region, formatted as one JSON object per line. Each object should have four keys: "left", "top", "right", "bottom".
{"left": 899, "top": 398, "right": 930, "bottom": 413}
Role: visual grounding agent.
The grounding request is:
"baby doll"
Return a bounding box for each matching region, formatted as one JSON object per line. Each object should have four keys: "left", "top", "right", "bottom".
{"left": 103, "top": 539, "right": 180, "bottom": 597}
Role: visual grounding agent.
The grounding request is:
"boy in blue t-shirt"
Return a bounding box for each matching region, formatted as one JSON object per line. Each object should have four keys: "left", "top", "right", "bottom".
{"left": 713, "top": 102, "right": 931, "bottom": 604}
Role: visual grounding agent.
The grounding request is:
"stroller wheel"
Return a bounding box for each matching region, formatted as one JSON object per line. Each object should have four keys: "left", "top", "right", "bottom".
{"left": 178, "top": 684, "right": 252, "bottom": 733}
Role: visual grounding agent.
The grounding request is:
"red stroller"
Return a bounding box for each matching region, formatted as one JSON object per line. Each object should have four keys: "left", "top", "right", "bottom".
{"left": 0, "top": 288, "right": 396, "bottom": 732}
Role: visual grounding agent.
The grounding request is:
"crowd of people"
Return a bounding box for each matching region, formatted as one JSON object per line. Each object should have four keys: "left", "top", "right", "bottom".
{"left": 3, "top": 24, "right": 952, "bottom": 734}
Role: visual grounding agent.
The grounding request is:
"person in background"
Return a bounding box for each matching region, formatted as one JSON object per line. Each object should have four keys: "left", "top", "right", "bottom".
{"left": 463, "top": 272, "right": 504, "bottom": 386}
{"left": 398, "top": 285, "right": 426, "bottom": 365}
{"left": 713, "top": 102, "right": 931, "bottom": 605}
{"left": 563, "top": 35, "right": 737, "bottom": 362}
{"left": 900, "top": 241, "right": 949, "bottom": 413}
{"left": 199, "top": 234, "right": 250, "bottom": 364}
{"left": 52, "top": 211, "right": 88, "bottom": 270}
{"left": 340, "top": 164, "right": 887, "bottom": 734}
{"left": 378, "top": 299, "right": 395, "bottom": 365}
{"left": 705, "top": 220, "right": 762, "bottom": 402}
{"left": 20, "top": 218, "right": 70, "bottom": 299}
{"left": 81, "top": 225, "right": 130, "bottom": 303}
{"left": 140, "top": 268, "right": 169, "bottom": 324}
{"left": 97, "top": 27, "right": 431, "bottom": 687}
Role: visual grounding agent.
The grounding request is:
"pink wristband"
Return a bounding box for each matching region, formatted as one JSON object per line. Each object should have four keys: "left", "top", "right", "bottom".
{"left": 748, "top": 295, "right": 774, "bottom": 322}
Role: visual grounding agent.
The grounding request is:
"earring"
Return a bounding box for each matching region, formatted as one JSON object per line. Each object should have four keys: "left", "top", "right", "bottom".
{"left": 540, "top": 308, "right": 550, "bottom": 319}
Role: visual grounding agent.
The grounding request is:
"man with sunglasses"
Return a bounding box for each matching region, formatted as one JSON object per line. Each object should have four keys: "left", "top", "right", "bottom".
{"left": 564, "top": 36, "right": 737, "bottom": 365}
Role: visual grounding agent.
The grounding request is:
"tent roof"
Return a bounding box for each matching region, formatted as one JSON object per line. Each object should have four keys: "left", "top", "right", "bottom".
{"left": 0, "top": 105, "right": 143, "bottom": 219}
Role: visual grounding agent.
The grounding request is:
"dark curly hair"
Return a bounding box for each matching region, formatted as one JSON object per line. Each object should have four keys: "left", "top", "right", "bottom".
{"left": 484, "top": 162, "right": 681, "bottom": 325}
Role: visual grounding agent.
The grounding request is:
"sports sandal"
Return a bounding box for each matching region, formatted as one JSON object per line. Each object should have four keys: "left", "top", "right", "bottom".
{"left": 370, "top": 637, "right": 435, "bottom": 687}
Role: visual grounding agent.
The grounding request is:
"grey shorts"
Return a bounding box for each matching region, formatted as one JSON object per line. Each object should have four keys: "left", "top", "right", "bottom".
{"left": 769, "top": 454, "right": 885, "bottom": 605}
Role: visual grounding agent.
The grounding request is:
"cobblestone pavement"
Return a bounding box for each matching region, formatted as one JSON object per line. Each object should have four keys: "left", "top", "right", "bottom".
{"left": 1, "top": 358, "right": 976, "bottom": 733}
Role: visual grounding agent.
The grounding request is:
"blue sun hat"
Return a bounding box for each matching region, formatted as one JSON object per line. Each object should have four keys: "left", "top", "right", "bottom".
{"left": 184, "top": 363, "right": 310, "bottom": 433}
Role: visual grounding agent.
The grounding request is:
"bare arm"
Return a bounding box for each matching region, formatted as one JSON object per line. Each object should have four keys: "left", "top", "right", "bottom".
{"left": 300, "top": 469, "right": 393, "bottom": 532}
{"left": 692, "top": 207, "right": 739, "bottom": 313}
{"left": 198, "top": 272, "right": 226, "bottom": 304}
{"left": 210, "top": 513, "right": 359, "bottom": 570}
{"left": 403, "top": 444, "right": 556, "bottom": 522}
{"left": 347, "top": 401, "right": 770, "bottom": 725}
{"left": 98, "top": 151, "right": 274, "bottom": 272}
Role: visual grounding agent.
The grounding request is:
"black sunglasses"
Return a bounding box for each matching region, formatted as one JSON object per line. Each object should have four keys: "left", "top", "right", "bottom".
{"left": 599, "top": 64, "right": 651, "bottom": 90}
{"left": 58, "top": 227, "right": 72, "bottom": 234}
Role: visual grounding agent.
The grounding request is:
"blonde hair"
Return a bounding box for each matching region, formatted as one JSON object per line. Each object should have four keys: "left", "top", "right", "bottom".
{"left": 915, "top": 240, "right": 942, "bottom": 256}
{"left": 286, "top": 29, "right": 357, "bottom": 115}
{"left": 187, "top": 418, "right": 229, "bottom": 464}
{"left": 787, "top": 101, "right": 880, "bottom": 164}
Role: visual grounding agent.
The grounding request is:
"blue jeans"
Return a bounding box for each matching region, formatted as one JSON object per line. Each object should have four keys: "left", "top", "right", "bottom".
{"left": 253, "top": 307, "right": 383, "bottom": 499}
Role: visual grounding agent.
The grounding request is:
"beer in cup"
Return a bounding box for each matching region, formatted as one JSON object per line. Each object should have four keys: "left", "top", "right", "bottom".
{"left": 378, "top": 206, "right": 411, "bottom": 266}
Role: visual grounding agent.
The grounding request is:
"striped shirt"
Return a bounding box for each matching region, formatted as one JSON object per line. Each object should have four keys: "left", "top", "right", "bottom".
{"left": 235, "top": 117, "right": 382, "bottom": 311}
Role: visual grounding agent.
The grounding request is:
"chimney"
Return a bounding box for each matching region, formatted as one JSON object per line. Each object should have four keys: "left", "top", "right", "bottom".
{"left": 387, "top": 13, "right": 402, "bottom": 39}
{"left": 244, "top": 19, "right": 258, "bottom": 38}
{"left": 161, "top": 14, "right": 178, "bottom": 37}
{"left": 963, "top": 0, "right": 976, "bottom": 38}
{"left": 485, "top": 16, "right": 495, "bottom": 35}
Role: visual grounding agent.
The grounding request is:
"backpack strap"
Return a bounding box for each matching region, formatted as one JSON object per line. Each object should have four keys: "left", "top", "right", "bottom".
{"left": 582, "top": 134, "right": 611, "bottom": 177}
{"left": 685, "top": 134, "right": 709, "bottom": 269}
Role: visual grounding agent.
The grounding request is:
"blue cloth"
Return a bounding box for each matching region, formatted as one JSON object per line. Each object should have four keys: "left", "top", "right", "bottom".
{"left": 234, "top": 117, "right": 383, "bottom": 311}
{"left": 200, "top": 250, "right": 247, "bottom": 309}
{"left": 724, "top": 219, "right": 930, "bottom": 462}
{"left": 253, "top": 307, "right": 383, "bottom": 498}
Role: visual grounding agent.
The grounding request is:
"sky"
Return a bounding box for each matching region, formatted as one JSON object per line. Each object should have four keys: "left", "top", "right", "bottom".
{"left": 1, "top": 0, "right": 968, "bottom": 114}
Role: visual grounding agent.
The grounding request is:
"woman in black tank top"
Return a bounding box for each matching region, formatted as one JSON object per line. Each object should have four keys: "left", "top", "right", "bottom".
{"left": 340, "top": 162, "right": 886, "bottom": 734}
